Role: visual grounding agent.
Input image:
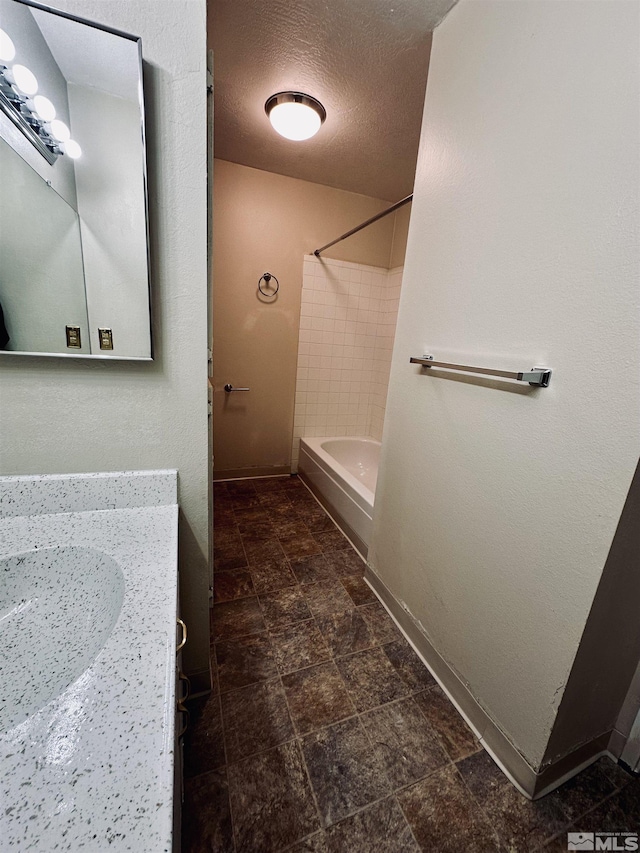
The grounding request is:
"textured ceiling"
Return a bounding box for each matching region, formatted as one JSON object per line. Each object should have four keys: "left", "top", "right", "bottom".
{"left": 209, "top": 0, "right": 455, "bottom": 201}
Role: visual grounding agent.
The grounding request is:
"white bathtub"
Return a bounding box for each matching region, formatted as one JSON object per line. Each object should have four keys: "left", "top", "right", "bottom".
{"left": 298, "top": 436, "right": 380, "bottom": 557}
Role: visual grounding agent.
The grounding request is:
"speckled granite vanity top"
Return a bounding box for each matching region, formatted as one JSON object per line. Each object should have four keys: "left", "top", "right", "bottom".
{"left": 0, "top": 471, "right": 179, "bottom": 852}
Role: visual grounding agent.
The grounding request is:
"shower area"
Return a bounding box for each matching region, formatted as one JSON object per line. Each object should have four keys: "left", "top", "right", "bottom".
{"left": 211, "top": 159, "right": 411, "bottom": 558}
{"left": 293, "top": 200, "right": 410, "bottom": 556}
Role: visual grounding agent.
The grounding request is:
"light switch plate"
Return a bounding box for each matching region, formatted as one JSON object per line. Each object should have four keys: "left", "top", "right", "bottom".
{"left": 66, "top": 325, "right": 81, "bottom": 348}
{"left": 98, "top": 328, "right": 113, "bottom": 350}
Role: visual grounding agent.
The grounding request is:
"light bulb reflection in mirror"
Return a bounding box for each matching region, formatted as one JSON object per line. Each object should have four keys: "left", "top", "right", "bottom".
{"left": 33, "top": 95, "right": 56, "bottom": 122}
{"left": 63, "top": 139, "right": 82, "bottom": 159}
{"left": 49, "top": 119, "right": 70, "bottom": 142}
{"left": 12, "top": 64, "right": 38, "bottom": 95}
{"left": 0, "top": 28, "right": 15, "bottom": 62}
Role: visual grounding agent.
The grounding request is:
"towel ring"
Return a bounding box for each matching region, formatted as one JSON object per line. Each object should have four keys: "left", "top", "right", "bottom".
{"left": 258, "top": 272, "right": 279, "bottom": 297}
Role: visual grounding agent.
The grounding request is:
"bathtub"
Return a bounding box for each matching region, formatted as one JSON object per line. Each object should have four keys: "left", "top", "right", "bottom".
{"left": 298, "top": 436, "right": 380, "bottom": 557}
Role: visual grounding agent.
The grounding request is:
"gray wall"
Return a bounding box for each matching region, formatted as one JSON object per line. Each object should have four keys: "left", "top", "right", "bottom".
{"left": 0, "top": 0, "right": 210, "bottom": 685}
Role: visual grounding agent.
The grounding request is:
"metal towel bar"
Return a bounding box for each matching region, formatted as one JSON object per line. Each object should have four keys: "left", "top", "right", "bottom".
{"left": 410, "top": 355, "right": 551, "bottom": 387}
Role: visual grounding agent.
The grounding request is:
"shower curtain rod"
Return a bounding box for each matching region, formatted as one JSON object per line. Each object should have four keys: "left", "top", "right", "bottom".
{"left": 313, "top": 193, "right": 413, "bottom": 257}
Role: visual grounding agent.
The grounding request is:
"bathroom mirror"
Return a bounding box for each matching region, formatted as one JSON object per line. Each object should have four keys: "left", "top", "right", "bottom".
{"left": 0, "top": 0, "right": 152, "bottom": 359}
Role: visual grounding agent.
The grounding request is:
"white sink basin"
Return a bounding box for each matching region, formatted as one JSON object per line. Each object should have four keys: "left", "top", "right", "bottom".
{"left": 0, "top": 546, "right": 125, "bottom": 732}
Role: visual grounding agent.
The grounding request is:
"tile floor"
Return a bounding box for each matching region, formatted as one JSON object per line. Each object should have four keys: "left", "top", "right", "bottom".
{"left": 183, "top": 475, "right": 639, "bottom": 852}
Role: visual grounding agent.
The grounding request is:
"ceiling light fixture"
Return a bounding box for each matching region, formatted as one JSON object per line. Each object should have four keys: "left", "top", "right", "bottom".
{"left": 265, "top": 91, "right": 326, "bottom": 141}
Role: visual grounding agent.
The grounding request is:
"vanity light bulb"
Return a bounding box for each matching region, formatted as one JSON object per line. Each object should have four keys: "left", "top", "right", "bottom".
{"left": 49, "top": 119, "right": 70, "bottom": 142}
{"left": 0, "top": 28, "right": 15, "bottom": 62}
{"left": 11, "top": 64, "right": 38, "bottom": 95}
{"left": 63, "top": 139, "right": 82, "bottom": 159}
{"left": 33, "top": 95, "right": 56, "bottom": 122}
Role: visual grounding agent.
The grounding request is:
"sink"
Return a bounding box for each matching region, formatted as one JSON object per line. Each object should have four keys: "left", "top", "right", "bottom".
{"left": 0, "top": 546, "right": 125, "bottom": 732}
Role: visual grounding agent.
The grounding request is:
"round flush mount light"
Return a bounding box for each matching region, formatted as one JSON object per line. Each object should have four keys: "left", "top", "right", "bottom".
{"left": 265, "top": 91, "right": 326, "bottom": 141}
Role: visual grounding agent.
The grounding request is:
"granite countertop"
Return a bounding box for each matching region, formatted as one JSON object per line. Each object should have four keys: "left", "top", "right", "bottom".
{"left": 0, "top": 471, "right": 179, "bottom": 852}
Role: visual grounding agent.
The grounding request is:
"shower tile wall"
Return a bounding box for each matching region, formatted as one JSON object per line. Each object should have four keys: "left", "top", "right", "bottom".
{"left": 292, "top": 257, "right": 403, "bottom": 470}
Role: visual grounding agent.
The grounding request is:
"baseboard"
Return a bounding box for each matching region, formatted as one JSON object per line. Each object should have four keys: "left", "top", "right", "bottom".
{"left": 213, "top": 466, "right": 291, "bottom": 481}
{"left": 298, "top": 470, "right": 368, "bottom": 559}
{"left": 364, "top": 565, "right": 615, "bottom": 800}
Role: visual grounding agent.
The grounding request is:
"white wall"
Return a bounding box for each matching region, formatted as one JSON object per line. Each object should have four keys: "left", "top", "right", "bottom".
{"left": 0, "top": 0, "right": 209, "bottom": 684}
{"left": 370, "top": 0, "right": 639, "bottom": 769}
{"left": 292, "top": 256, "right": 403, "bottom": 467}
{"left": 0, "top": 0, "right": 77, "bottom": 206}
{"left": 69, "top": 84, "right": 150, "bottom": 358}
{"left": 0, "top": 138, "right": 89, "bottom": 354}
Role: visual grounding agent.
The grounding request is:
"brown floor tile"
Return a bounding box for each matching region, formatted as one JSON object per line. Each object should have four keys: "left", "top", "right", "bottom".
{"left": 340, "top": 574, "right": 377, "bottom": 606}
{"left": 336, "top": 646, "right": 410, "bottom": 712}
{"left": 414, "top": 685, "right": 480, "bottom": 761}
{"left": 286, "top": 833, "right": 328, "bottom": 852}
{"left": 398, "top": 764, "right": 501, "bottom": 852}
{"left": 323, "top": 796, "right": 420, "bottom": 852}
{"left": 304, "top": 512, "right": 338, "bottom": 533}
{"left": 359, "top": 601, "right": 402, "bottom": 644}
{"left": 243, "top": 537, "right": 287, "bottom": 565}
{"left": 361, "top": 696, "right": 450, "bottom": 790}
{"left": 314, "top": 530, "right": 350, "bottom": 551}
{"left": 221, "top": 678, "right": 294, "bottom": 764}
{"left": 215, "top": 632, "right": 278, "bottom": 693}
{"left": 259, "top": 585, "right": 312, "bottom": 628}
{"left": 383, "top": 639, "right": 437, "bottom": 692}
{"left": 231, "top": 493, "right": 262, "bottom": 511}
{"left": 233, "top": 504, "right": 271, "bottom": 524}
{"left": 279, "top": 475, "right": 305, "bottom": 492}
{"left": 597, "top": 756, "right": 637, "bottom": 790}
{"left": 457, "top": 750, "right": 568, "bottom": 850}
{"left": 575, "top": 789, "right": 640, "bottom": 832}
{"left": 237, "top": 520, "right": 274, "bottom": 541}
{"left": 316, "top": 609, "right": 376, "bottom": 657}
{"left": 541, "top": 835, "right": 569, "bottom": 852}
{"left": 249, "top": 557, "right": 297, "bottom": 594}
{"left": 213, "top": 509, "right": 236, "bottom": 528}
{"left": 553, "top": 760, "right": 618, "bottom": 824}
{"left": 267, "top": 502, "right": 299, "bottom": 522}
{"left": 211, "top": 597, "right": 266, "bottom": 642}
{"left": 301, "top": 716, "right": 391, "bottom": 827}
{"left": 269, "top": 619, "right": 331, "bottom": 674}
{"left": 258, "top": 491, "right": 293, "bottom": 510}
{"left": 303, "top": 578, "right": 354, "bottom": 618}
{"left": 290, "top": 553, "right": 337, "bottom": 585}
{"left": 213, "top": 526, "right": 246, "bottom": 570}
{"left": 213, "top": 569, "right": 254, "bottom": 603}
{"left": 213, "top": 524, "right": 242, "bottom": 545}
{"left": 226, "top": 480, "right": 257, "bottom": 496}
{"left": 183, "top": 768, "right": 234, "bottom": 853}
{"left": 323, "top": 549, "right": 366, "bottom": 577}
{"left": 183, "top": 692, "right": 226, "bottom": 778}
{"left": 610, "top": 779, "right": 640, "bottom": 825}
{"left": 283, "top": 660, "right": 356, "bottom": 735}
{"left": 253, "top": 477, "right": 286, "bottom": 493}
{"left": 228, "top": 741, "right": 320, "bottom": 852}
{"left": 272, "top": 518, "right": 311, "bottom": 539}
{"left": 280, "top": 533, "right": 323, "bottom": 559}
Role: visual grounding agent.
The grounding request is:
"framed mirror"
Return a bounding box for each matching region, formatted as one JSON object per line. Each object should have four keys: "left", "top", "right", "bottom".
{"left": 0, "top": 0, "right": 152, "bottom": 359}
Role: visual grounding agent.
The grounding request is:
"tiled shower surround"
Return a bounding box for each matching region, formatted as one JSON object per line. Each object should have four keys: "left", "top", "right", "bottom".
{"left": 292, "top": 257, "right": 403, "bottom": 469}
{"left": 183, "top": 477, "right": 639, "bottom": 852}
